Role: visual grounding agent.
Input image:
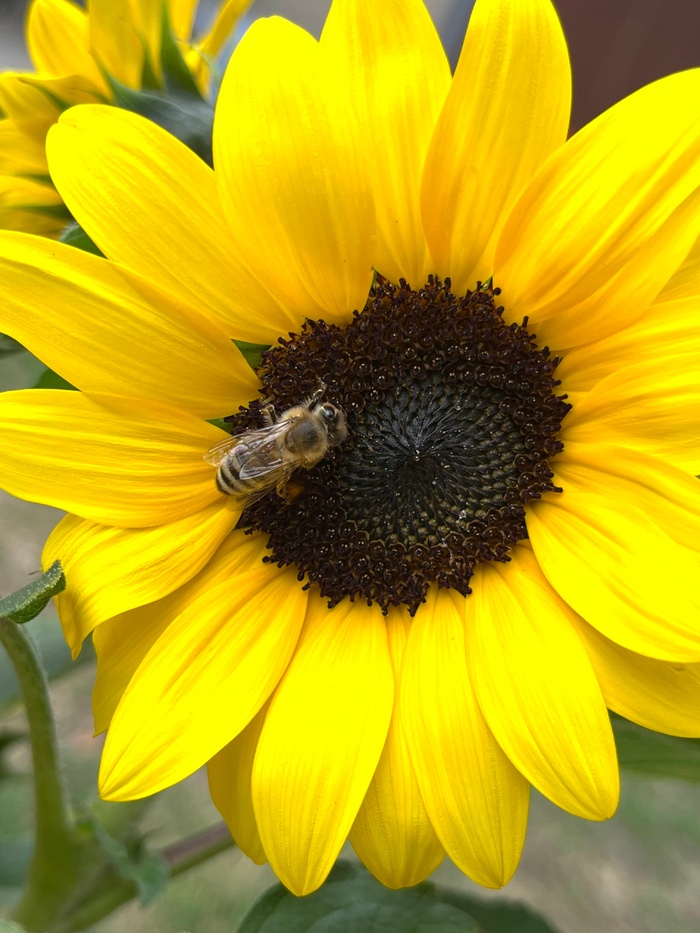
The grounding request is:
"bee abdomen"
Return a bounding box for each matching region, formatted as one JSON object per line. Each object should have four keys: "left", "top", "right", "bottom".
{"left": 216, "top": 457, "right": 242, "bottom": 495}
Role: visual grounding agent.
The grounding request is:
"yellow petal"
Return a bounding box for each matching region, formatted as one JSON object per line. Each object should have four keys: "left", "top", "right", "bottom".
{"left": 658, "top": 232, "right": 700, "bottom": 301}
{"left": 185, "top": 0, "right": 251, "bottom": 94}
{"left": 92, "top": 533, "right": 270, "bottom": 733}
{"left": 47, "top": 106, "right": 293, "bottom": 344}
{"left": 0, "top": 231, "right": 257, "bottom": 418}
{"left": 99, "top": 562, "right": 307, "bottom": 800}
{"left": 561, "top": 351, "right": 700, "bottom": 474}
{"left": 528, "top": 454, "right": 700, "bottom": 661}
{"left": 496, "top": 69, "right": 700, "bottom": 349}
{"left": 252, "top": 597, "right": 393, "bottom": 896}
{"left": 0, "top": 73, "right": 63, "bottom": 134}
{"left": 350, "top": 612, "right": 444, "bottom": 888}
{"left": 557, "top": 296, "right": 700, "bottom": 393}
{"left": 196, "top": 0, "right": 249, "bottom": 57}
{"left": 88, "top": 0, "right": 144, "bottom": 89}
{"left": 400, "top": 589, "right": 529, "bottom": 888}
{"left": 43, "top": 504, "right": 239, "bottom": 656}
{"left": 168, "top": 0, "right": 198, "bottom": 41}
{"left": 0, "top": 390, "right": 225, "bottom": 527}
{"left": 573, "top": 618, "right": 700, "bottom": 738}
{"left": 421, "top": 0, "right": 571, "bottom": 293}
{"left": 0, "top": 175, "right": 66, "bottom": 238}
{"left": 93, "top": 602, "right": 169, "bottom": 735}
{"left": 27, "top": 0, "right": 107, "bottom": 93}
{"left": 214, "top": 17, "right": 375, "bottom": 328}
{"left": 469, "top": 547, "right": 618, "bottom": 820}
{"left": 0, "top": 71, "right": 103, "bottom": 145}
{"left": 0, "top": 120, "right": 50, "bottom": 175}
{"left": 555, "top": 444, "right": 700, "bottom": 555}
{"left": 207, "top": 702, "right": 268, "bottom": 865}
{"left": 128, "top": 0, "right": 166, "bottom": 79}
{"left": 321, "top": 0, "right": 450, "bottom": 287}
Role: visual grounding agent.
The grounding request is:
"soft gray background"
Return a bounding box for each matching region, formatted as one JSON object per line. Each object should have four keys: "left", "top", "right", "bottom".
{"left": 2, "top": 3, "right": 700, "bottom": 932}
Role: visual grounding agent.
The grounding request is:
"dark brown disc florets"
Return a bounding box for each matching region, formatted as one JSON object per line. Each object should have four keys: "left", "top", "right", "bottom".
{"left": 227, "top": 276, "right": 570, "bottom": 615}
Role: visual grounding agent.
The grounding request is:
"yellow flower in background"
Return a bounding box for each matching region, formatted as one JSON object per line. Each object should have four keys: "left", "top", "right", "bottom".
{"left": 1, "top": 0, "right": 700, "bottom": 897}
{"left": 0, "top": 0, "right": 249, "bottom": 236}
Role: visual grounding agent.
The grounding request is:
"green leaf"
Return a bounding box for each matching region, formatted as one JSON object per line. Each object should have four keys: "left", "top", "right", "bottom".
{"left": 0, "top": 561, "right": 66, "bottom": 625}
{"left": 33, "top": 368, "right": 76, "bottom": 390}
{"left": 234, "top": 341, "right": 269, "bottom": 371}
{"left": 89, "top": 797, "right": 155, "bottom": 843}
{"left": 89, "top": 816, "right": 169, "bottom": 906}
{"left": 59, "top": 220, "right": 104, "bottom": 256}
{"left": 238, "top": 861, "right": 481, "bottom": 933}
{"left": 612, "top": 714, "right": 700, "bottom": 782}
{"left": 439, "top": 890, "right": 562, "bottom": 933}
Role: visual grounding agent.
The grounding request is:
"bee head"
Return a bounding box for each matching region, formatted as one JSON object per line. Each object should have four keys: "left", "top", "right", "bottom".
{"left": 316, "top": 403, "right": 348, "bottom": 447}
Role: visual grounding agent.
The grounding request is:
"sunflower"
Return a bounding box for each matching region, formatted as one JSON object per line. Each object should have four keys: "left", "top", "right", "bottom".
{"left": 1, "top": 0, "right": 700, "bottom": 897}
{"left": 0, "top": 0, "right": 249, "bottom": 236}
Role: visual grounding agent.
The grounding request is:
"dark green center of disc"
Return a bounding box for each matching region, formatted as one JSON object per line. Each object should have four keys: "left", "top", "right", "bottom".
{"left": 335, "top": 374, "right": 528, "bottom": 547}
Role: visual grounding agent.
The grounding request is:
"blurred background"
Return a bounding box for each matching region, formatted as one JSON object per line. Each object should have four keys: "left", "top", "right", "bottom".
{"left": 2, "top": 2, "right": 700, "bottom": 931}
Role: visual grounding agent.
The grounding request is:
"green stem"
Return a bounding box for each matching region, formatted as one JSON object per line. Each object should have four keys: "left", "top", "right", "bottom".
{"left": 164, "top": 822, "right": 235, "bottom": 876}
{"left": 56, "top": 824, "right": 236, "bottom": 932}
{"left": 0, "top": 617, "right": 80, "bottom": 929}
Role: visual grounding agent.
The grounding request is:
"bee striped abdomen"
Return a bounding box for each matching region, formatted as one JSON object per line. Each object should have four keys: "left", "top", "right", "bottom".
{"left": 216, "top": 457, "right": 241, "bottom": 495}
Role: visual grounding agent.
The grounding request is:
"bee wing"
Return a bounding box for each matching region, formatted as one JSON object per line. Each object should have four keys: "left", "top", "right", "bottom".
{"left": 234, "top": 454, "right": 298, "bottom": 510}
{"left": 234, "top": 423, "right": 301, "bottom": 509}
{"left": 203, "top": 434, "right": 239, "bottom": 466}
{"left": 232, "top": 463, "right": 298, "bottom": 510}
{"left": 203, "top": 419, "right": 291, "bottom": 468}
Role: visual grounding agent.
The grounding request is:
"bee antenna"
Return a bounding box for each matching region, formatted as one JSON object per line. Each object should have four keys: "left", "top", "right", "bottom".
{"left": 308, "top": 380, "right": 327, "bottom": 405}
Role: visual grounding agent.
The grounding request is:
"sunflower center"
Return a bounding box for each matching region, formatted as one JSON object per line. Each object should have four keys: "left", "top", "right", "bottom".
{"left": 228, "top": 276, "right": 570, "bottom": 615}
{"left": 335, "top": 373, "right": 527, "bottom": 546}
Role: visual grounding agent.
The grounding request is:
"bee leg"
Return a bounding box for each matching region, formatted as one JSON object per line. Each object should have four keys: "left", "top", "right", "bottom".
{"left": 282, "top": 479, "right": 304, "bottom": 504}
{"left": 275, "top": 478, "right": 290, "bottom": 501}
{"left": 261, "top": 403, "right": 277, "bottom": 426}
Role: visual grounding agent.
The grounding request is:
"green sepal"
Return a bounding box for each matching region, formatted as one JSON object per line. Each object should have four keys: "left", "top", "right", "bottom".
{"left": 234, "top": 340, "right": 270, "bottom": 371}
{"left": 140, "top": 34, "right": 161, "bottom": 92}
{"left": 59, "top": 220, "right": 104, "bottom": 256}
{"left": 159, "top": 5, "right": 202, "bottom": 98}
{"left": 104, "top": 73, "right": 214, "bottom": 166}
{"left": 239, "top": 861, "right": 483, "bottom": 933}
{"left": 612, "top": 713, "right": 700, "bottom": 782}
{"left": 85, "top": 814, "right": 169, "bottom": 906}
{"left": 207, "top": 418, "right": 229, "bottom": 432}
{"left": 0, "top": 562, "right": 66, "bottom": 625}
{"left": 18, "top": 202, "right": 72, "bottom": 221}
{"left": 0, "top": 335, "right": 22, "bottom": 354}
{"left": 33, "top": 368, "right": 76, "bottom": 390}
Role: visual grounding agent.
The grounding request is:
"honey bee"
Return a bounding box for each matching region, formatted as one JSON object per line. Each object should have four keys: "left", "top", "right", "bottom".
{"left": 204, "top": 385, "right": 348, "bottom": 506}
